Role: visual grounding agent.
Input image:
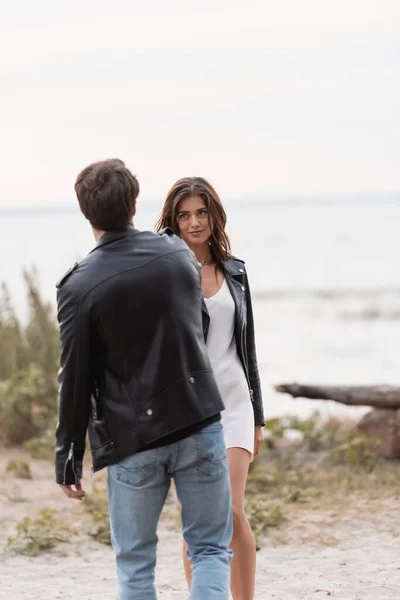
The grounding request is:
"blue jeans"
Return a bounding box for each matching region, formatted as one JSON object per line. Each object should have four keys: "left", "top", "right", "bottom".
{"left": 108, "top": 421, "right": 233, "bottom": 599}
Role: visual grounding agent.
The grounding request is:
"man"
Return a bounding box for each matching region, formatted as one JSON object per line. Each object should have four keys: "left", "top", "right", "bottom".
{"left": 55, "top": 159, "right": 232, "bottom": 599}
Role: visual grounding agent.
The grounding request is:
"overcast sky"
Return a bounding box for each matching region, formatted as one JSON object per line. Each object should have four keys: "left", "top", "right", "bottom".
{"left": 1, "top": 0, "right": 398, "bottom": 207}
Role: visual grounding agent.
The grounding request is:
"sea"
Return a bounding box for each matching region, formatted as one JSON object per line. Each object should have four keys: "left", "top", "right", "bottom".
{"left": 1, "top": 196, "right": 399, "bottom": 420}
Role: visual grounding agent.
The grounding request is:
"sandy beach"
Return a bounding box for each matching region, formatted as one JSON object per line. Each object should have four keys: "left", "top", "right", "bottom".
{"left": 1, "top": 448, "right": 400, "bottom": 600}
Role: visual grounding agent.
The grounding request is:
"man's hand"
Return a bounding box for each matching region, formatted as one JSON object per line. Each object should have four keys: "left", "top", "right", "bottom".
{"left": 59, "top": 480, "right": 86, "bottom": 501}
{"left": 253, "top": 426, "right": 263, "bottom": 457}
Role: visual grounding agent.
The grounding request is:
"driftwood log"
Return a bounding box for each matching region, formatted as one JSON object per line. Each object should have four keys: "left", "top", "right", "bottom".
{"left": 274, "top": 383, "right": 400, "bottom": 457}
{"left": 274, "top": 384, "right": 400, "bottom": 410}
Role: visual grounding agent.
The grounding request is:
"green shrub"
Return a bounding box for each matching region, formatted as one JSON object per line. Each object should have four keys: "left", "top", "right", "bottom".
{"left": 0, "top": 364, "right": 57, "bottom": 446}
{"left": 0, "top": 269, "right": 59, "bottom": 447}
{"left": 24, "top": 416, "right": 57, "bottom": 460}
{"left": 7, "top": 509, "right": 72, "bottom": 556}
{"left": 245, "top": 495, "right": 286, "bottom": 550}
{"left": 0, "top": 283, "right": 27, "bottom": 380}
{"left": 327, "top": 436, "right": 382, "bottom": 471}
{"left": 264, "top": 412, "right": 357, "bottom": 453}
{"left": 83, "top": 475, "right": 111, "bottom": 545}
{"left": 5, "top": 459, "right": 32, "bottom": 479}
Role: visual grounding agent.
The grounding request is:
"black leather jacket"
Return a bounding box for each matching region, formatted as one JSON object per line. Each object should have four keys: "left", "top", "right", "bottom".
{"left": 201, "top": 258, "right": 265, "bottom": 427}
{"left": 55, "top": 227, "right": 224, "bottom": 485}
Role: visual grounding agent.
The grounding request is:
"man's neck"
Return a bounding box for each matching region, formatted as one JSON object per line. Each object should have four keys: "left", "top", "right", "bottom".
{"left": 93, "top": 228, "right": 105, "bottom": 242}
{"left": 92, "top": 220, "right": 134, "bottom": 243}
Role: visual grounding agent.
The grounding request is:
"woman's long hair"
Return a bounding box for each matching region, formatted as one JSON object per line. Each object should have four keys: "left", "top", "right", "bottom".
{"left": 155, "top": 177, "right": 231, "bottom": 266}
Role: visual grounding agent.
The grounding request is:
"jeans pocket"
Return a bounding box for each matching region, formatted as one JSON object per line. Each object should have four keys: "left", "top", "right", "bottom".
{"left": 116, "top": 449, "right": 157, "bottom": 487}
{"left": 195, "top": 422, "right": 228, "bottom": 478}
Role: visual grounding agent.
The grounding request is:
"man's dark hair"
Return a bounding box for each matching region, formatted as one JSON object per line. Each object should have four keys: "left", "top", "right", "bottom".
{"left": 75, "top": 159, "right": 140, "bottom": 230}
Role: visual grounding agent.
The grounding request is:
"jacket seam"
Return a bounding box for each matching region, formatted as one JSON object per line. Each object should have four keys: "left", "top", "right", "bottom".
{"left": 67, "top": 247, "right": 196, "bottom": 305}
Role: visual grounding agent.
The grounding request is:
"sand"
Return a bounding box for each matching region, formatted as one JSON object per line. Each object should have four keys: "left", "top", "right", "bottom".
{"left": 1, "top": 448, "right": 399, "bottom": 600}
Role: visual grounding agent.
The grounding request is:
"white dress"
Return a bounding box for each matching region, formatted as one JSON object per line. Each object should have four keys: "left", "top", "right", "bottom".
{"left": 205, "top": 279, "right": 255, "bottom": 455}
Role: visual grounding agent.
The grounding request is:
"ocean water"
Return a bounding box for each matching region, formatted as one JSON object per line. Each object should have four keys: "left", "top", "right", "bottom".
{"left": 1, "top": 199, "right": 400, "bottom": 419}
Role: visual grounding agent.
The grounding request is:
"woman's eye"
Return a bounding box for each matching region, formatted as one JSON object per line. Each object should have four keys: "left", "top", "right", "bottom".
{"left": 178, "top": 213, "right": 188, "bottom": 220}
{"left": 198, "top": 209, "right": 207, "bottom": 216}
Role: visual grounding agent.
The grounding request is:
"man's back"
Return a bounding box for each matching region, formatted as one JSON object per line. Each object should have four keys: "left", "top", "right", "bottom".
{"left": 55, "top": 226, "right": 224, "bottom": 482}
{"left": 75, "top": 227, "right": 208, "bottom": 391}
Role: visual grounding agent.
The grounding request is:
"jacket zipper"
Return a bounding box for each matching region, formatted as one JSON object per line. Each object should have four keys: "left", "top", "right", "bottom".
{"left": 227, "top": 274, "right": 254, "bottom": 405}
{"left": 239, "top": 306, "right": 254, "bottom": 403}
{"left": 63, "top": 442, "right": 77, "bottom": 484}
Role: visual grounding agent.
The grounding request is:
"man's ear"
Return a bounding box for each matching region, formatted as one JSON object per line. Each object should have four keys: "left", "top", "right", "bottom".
{"left": 131, "top": 205, "right": 136, "bottom": 219}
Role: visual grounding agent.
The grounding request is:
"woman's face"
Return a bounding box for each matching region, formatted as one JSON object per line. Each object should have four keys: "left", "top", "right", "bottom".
{"left": 176, "top": 195, "right": 212, "bottom": 248}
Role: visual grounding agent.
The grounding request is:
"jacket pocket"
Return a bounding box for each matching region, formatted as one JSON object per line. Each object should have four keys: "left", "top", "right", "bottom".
{"left": 91, "top": 439, "right": 119, "bottom": 471}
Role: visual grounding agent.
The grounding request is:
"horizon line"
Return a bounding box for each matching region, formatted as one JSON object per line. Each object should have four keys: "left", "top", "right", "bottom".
{"left": 1, "top": 191, "right": 399, "bottom": 215}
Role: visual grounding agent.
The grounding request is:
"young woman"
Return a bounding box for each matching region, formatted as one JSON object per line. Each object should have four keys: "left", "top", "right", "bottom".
{"left": 156, "top": 177, "right": 265, "bottom": 600}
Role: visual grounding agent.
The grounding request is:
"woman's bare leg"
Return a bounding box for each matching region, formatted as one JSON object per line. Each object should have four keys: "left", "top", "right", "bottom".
{"left": 227, "top": 447, "right": 256, "bottom": 599}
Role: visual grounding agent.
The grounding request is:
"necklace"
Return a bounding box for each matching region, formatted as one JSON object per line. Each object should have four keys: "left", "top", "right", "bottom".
{"left": 200, "top": 258, "right": 213, "bottom": 266}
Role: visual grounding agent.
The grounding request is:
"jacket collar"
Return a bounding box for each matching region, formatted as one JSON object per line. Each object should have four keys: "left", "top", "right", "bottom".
{"left": 89, "top": 225, "right": 138, "bottom": 254}
{"left": 223, "top": 256, "right": 245, "bottom": 278}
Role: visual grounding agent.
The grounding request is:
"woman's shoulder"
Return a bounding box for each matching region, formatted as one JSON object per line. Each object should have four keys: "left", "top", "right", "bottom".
{"left": 229, "top": 255, "right": 245, "bottom": 265}
{"left": 223, "top": 255, "right": 247, "bottom": 274}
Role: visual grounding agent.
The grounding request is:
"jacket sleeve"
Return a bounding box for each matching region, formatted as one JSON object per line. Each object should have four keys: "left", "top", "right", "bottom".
{"left": 55, "top": 286, "right": 92, "bottom": 485}
{"left": 244, "top": 272, "right": 265, "bottom": 426}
